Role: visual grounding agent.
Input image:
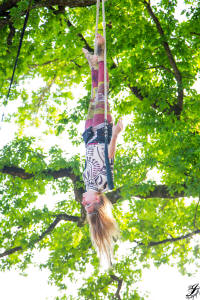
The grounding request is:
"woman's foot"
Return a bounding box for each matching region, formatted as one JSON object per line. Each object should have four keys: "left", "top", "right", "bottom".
{"left": 96, "top": 34, "right": 105, "bottom": 62}
{"left": 82, "top": 48, "right": 98, "bottom": 69}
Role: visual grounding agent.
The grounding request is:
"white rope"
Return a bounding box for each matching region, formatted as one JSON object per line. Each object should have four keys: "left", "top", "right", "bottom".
{"left": 91, "top": 0, "right": 100, "bottom": 99}
{"left": 94, "top": 0, "right": 100, "bottom": 55}
{"left": 93, "top": 0, "right": 108, "bottom": 123}
{"left": 102, "top": 0, "right": 107, "bottom": 122}
{"left": 93, "top": 0, "right": 113, "bottom": 189}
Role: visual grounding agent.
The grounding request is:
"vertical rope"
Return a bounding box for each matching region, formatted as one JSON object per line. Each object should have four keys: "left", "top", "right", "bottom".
{"left": 94, "top": 0, "right": 100, "bottom": 55}
{"left": 102, "top": 0, "right": 107, "bottom": 122}
{"left": 102, "top": 0, "right": 113, "bottom": 190}
{"left": 91, "top": 0, "right": 100, "bottom": 99}
{"left": 1, "top": 0, "right": 32, "bottom": 125}
{"left": 94, "top": 0, "right": 108, "bottom": 122}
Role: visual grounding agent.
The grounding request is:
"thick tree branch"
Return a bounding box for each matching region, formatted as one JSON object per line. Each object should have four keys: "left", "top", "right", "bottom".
{"left": 107, "top": 184, "right": 185, "bottom": 203}
{"left": 0, "top": 166, "right": 186, "bottom": 199}
{"left": 110, "top": 274, "right": 123, "bottom": 300}
{"left": 0, "top": 165, "right": 74, "bottom": 180}
{"left": 0, "top": 166, "right": 33, "bottom": 179}
{"left": 0, "top": 0, "right": 99, "bottom": 30}
{"left": 0, "top": 0, "right": 97, "bottom": 13}
{"left": 0, "top": 246, "right": 22, "bottom": 258}
{"left": 0, "top": 165, "right": 187, "bottom": 199}
{"left": 0, "top": 0, "right": 20, "bottom": 14}
{"left": 143, "top": 0, "right": 184, "bottom": 117}
{"left": 7, "top": 21, "right": 16, "bottom": 46}
{"left": 128, "top": 85, "right": 144, "bottom": 101}
{"left": 0, "top": 213, "right": 80, "bottom": 258}
{"left": 34, "top": 0, "right": 97, "bottom": 9}
{"left": 0, "top": 0, "right": 103, "bottom": 55}
{"left": 0, "top": 165, "right": 86, "bottom": 222}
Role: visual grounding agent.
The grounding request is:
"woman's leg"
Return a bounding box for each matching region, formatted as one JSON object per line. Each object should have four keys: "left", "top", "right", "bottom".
{"left": 92, "top": 60, "right": 112, "bottom": 127}
{"left": 85, "top": 68, "right": 98, "bottom": 130}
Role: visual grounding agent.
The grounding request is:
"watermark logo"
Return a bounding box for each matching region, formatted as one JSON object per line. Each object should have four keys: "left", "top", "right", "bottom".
{"left": 186, "top": 283, "right": 200, "bottom": 299}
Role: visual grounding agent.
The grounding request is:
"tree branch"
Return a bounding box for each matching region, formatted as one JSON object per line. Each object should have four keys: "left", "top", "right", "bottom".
{"left": 110, "top": 274, "right": 123, "bottom": 300}
{"left": 37, "top": 213, "right": 80, "bottom": 242}
{"left": 135, "top": 229, "right": 200, "bottom": 248}
{"left": 0, "top": 0, "right": 20, "bottom": 14}
{"left": 0, "top": 0, "right": 100, "bottom": 55}
{"left": 0, "top": 0, "right": 97, "bottom": 13}
{"left": 128, "top": 84, "right": 144, "bottom": 101}
{"left": 7, "top": 21, "right": 15, "bottom": 46}
{"left": 143, "top": 0, "right": 184, "bottom": 117}
{"left": 0, "top": 165, "right": 187, "bottom": 199}
{"left": 0, "top": 165, "right": 75, "bottom": 180}
{"left": 66, "top": 19, "right": 93, "bottom": 52}
{"left": 29, "top": 59, "right": 59, "bottom": 68}
{"left": 34, "top": 0, "right": 97, "bottom": 9}
{"left": 0, "top": 246, "right": 23, "bottom": 258}
{"left": 0, "top": 213, "right": 80, "bottom": 258}
{"left": 0, "top": 0, "right": 98, "bottom": 30}
{"left": 0, "top": 166, "right": 33, "bottom": 179}
{"left": 48, "top": 5, "right": 93, "bottom": 52}
{"left": 144, "top": 65, "right": 174, "bottom": 75}
{"left": 190, "top": 32, "right": 200, "bottom": 37}
{"left": 107, "top": 184, "right": 185, "bottom": 203}
{"left": 29, "top": 57, "right": 82, "bottom": 71}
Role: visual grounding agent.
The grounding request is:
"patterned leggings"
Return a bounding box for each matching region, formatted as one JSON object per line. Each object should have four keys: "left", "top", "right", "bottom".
{"left": 85, "top": 61, "right": 112, "bottom": 130}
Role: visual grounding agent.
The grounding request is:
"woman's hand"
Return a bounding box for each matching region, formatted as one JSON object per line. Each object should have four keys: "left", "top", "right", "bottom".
{"left": 112, "top": 118, "right": 123, "bottom": 137}
{"left": 108, "top": 118, "right": 123, "bottom": 159}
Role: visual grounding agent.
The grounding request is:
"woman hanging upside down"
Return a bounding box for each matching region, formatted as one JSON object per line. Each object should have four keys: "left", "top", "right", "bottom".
{"left": 82, "top": 34, "right": 123, "bottom": 266}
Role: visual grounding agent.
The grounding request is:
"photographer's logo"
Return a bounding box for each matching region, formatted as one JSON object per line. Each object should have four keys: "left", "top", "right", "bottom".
{"left": 186, "top": 283, "right": 200, "bottom": 299}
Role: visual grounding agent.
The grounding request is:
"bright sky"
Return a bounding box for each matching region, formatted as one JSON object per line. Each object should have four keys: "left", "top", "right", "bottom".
{"left": 0, "top": 257, "right": 198, "bottom": 299}
{"left": 1, "top": 0, "right": 200, "bottom": 299}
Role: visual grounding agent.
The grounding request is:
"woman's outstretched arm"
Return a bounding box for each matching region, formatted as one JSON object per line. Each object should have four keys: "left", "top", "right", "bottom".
{"left": 108, "top": 118, "right": 123, "bottom": 159}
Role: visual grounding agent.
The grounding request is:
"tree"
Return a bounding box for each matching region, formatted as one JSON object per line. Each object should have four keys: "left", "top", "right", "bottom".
{"left": 0, "top": 0, "right": 200, "bottom": 298}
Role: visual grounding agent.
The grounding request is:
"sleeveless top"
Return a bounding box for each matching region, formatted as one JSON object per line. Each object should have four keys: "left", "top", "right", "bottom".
{"left": 82, "top": 124, "right": 114, "bottom": 192}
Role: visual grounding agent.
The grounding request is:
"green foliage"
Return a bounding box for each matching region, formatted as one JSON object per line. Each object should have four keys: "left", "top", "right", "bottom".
{"left": 0, "top": 0, "right": 200, "bottom": 299}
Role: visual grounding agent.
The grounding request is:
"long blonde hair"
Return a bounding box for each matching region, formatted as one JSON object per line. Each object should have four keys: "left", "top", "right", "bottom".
{"left": 87, "top": 193, "right": 119, "bottom": 267}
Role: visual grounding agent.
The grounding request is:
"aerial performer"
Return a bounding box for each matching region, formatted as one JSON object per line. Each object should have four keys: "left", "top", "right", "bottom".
{"left": 82, "top": 34, "right": 123, "bottom": 266}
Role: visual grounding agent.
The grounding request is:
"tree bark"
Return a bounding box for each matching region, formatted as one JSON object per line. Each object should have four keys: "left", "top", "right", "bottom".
{"left": 0, "top": 0, "right": 98, "bottom": 29}
{"left": 0, "top": 165, "right": 186, "bottom": 200}
{"left": 0, "top": 0, "right": 97, "bottom": 13}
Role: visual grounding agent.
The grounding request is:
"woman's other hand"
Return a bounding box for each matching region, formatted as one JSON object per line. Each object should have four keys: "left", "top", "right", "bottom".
{"left": 112, "top": 118, "right": 123, "bottom": 137}
{"left": 108, "top": 118, "right": 123, "bottom": 159}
